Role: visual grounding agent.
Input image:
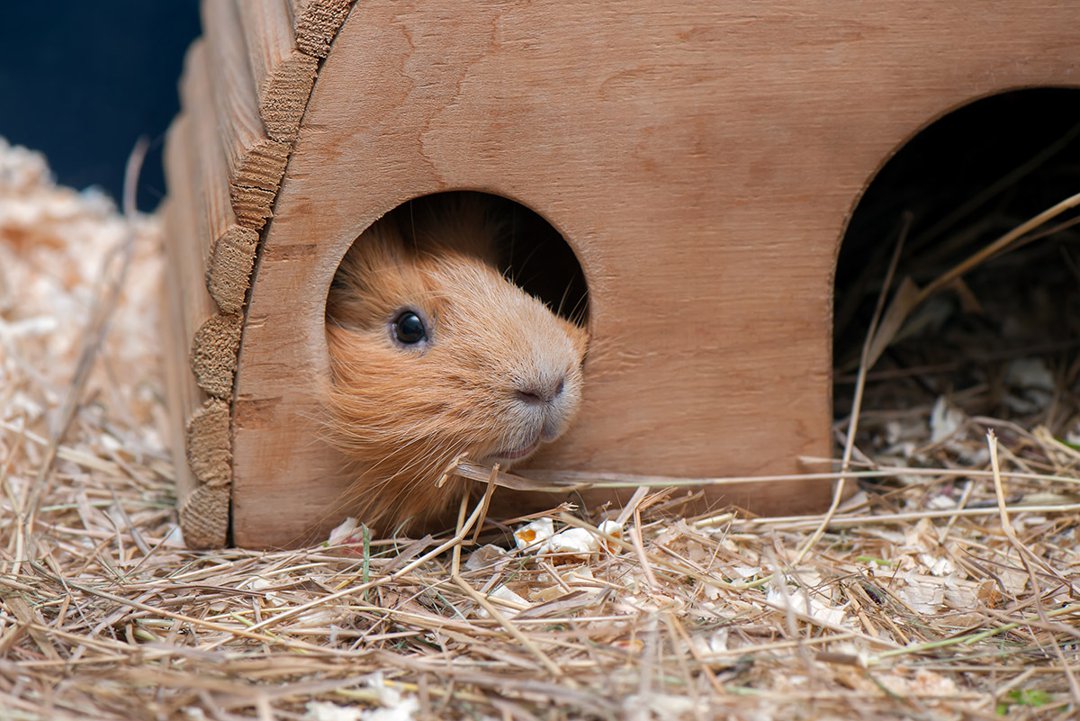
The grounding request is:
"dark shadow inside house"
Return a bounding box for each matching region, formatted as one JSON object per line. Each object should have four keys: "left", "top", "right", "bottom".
{"left": 834, "top": 88, "right": 1080, "bottom": 451}
{"left": 367, "top": 191, "right": 590, "bottom": 327}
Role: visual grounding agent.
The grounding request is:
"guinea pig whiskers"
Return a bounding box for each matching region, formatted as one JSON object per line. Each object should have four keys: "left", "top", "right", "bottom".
{"left": 506, "top": 242, "right": 544, "bottom": 284}
{"left": 380, "top": 433, "right": 467, "bottom": 480}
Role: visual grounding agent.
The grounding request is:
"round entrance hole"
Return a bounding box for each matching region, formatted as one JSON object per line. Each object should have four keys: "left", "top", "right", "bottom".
{"left": 320, "top": 190, "right": 589, "bottom": 533}
{"left": 835, "top": 88, "right": 1080, "bottom": 448}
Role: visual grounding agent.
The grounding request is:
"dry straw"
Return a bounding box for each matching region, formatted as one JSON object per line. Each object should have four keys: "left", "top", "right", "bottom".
{"left": 0, "top": 140, "right": 1077, "bottom": 720}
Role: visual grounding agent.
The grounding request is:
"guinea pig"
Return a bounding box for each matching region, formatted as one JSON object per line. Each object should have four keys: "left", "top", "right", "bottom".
{"left": 325, "top": 193, "right": 588, "bottom": 535}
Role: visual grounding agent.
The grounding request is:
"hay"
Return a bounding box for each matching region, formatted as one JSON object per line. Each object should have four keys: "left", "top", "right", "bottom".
{"left": 0, "top": 138, "right": 1077, "bottom": 720}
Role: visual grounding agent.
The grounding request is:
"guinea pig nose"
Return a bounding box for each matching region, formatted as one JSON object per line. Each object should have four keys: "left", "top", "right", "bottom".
{"left": 515, "top": 376, "right": 565, "bottom": 405}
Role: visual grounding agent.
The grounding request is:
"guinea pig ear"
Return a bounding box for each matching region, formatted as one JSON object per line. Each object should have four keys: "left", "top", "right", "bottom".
{"left": 410, "top": 192, "right": 503, "bottom": 265}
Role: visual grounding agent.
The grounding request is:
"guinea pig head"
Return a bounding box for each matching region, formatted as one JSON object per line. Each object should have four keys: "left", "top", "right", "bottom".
{"left": 325, "top": 202, "right": 587, "bottom": 534}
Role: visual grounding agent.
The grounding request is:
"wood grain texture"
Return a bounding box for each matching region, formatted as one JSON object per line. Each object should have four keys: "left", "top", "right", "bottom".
{"left": 228, "top": 0, "right": 1080, "bottom": 548}
{"left": 166, "top": 39, "right": 242, "bottom": 548}
{"left": 161, "top": 102, "right": 218, "bottom": 524}
{"left": 186, "top": 398, "right": 233, "bottom": 488}
{"left": 207, "top": 226, "right": 259, "bottom": 315}
{"left": 181, "top": 41, "right": 225, "bottom": 265}
{"left": 291, "top": 0, "right": 354, "bottom": 58}
{"left": 201, "top": 0, "right": 290, "bottom": 229}
{"left": 179, "top": 485, "right": 230, "bottom": 549}
{"left": 181, "top": 39, "right": 261, "bottom": 315}
{"left": 159, "top": 193, "right": 198, "bottom": 507}
{"left": 191, "top": 312, "right": 243, "bottom": 399}
{"left": 237, "top": 0, "right": 318, "bottom": 142}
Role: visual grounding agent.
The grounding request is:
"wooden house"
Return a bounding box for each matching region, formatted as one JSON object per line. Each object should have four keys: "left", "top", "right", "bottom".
{"left": 162, "top": 0, "right": 1080, "bottom": 547}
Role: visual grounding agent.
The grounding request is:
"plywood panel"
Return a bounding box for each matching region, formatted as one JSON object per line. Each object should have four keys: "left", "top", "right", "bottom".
{"left": 218, "top": 0, "right": 1080, "bottom": 547}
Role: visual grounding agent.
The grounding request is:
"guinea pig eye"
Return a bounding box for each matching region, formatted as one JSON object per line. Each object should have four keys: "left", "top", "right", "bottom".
{"left": 392, "top": 310, "right": 427, "bottom": 345}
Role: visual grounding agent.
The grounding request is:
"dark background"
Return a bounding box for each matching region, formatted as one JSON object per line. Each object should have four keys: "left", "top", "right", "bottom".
{"left": 0, "top": 2, "right": 201, "bottom": 210}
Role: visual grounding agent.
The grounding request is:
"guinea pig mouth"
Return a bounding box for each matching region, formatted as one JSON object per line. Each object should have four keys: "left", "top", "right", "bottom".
{"left": 484, "top": 436, "right": 541, "bottom": 465}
